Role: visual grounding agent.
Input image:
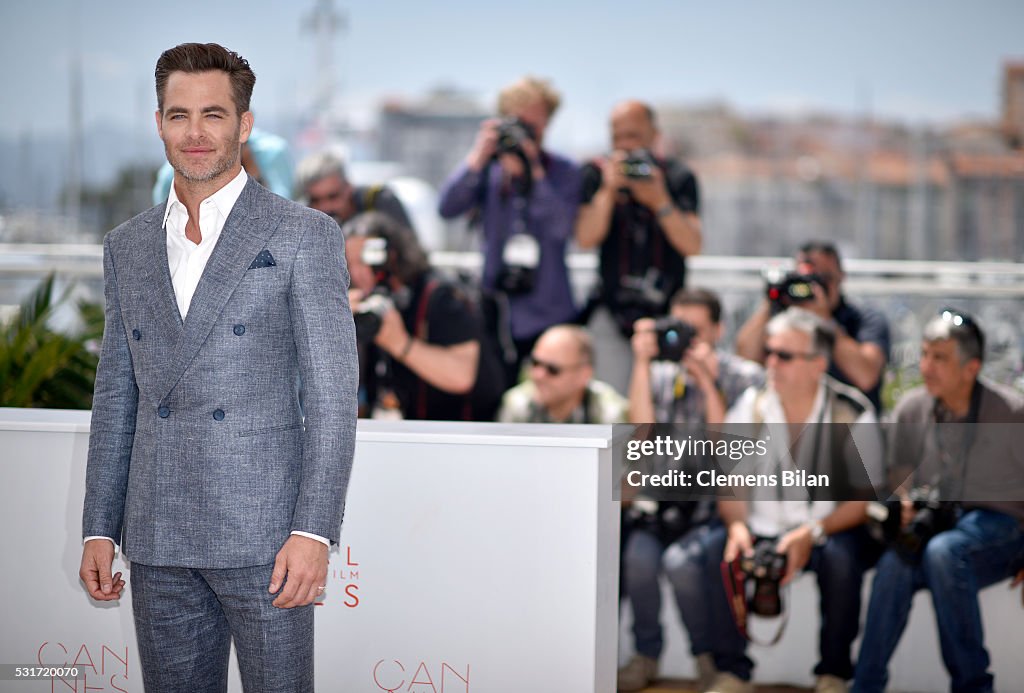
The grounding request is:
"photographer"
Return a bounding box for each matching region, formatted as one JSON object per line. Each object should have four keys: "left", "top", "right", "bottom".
{"left": 438, "top": 76, "right": 580, "bottom": 383}
{"left": 618, "top": 288, "right": 763, "bottom": 692}
{"left": 702, "top": 308, "right": 884, "bottom": 693}
{"left": 576, "top": 100, "right": 702, "bottom": 394}
{"left": 735, "top": 241, "right": 890, "bottom": 412}
{"left": 295, "top": 150, "right": 412, "bottom": 229}
{"left": 852, "top": 310, "right": 1024, "bottom": 693}
{"left": 344, "top": 212, "right": 503, "bottom": 421}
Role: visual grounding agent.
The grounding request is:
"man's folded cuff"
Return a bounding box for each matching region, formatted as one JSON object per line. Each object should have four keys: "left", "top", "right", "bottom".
{"left": 290, "top": 530, "right": 331, "bottom": 547}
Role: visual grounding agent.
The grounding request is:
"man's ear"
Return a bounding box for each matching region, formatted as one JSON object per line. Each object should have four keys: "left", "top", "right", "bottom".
{"left": 240, "top": 111, "right": 254, "bottom": 144}
{"left": 154, "top": 109, "right": 163, "bottom": 138}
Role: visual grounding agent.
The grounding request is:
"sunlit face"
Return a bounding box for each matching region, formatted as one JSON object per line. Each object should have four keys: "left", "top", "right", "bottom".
{"left": 306, "top": 173, "right": 355, "bottom": 225}
{"left": 765, "top": 328, "right": 826, "bottom": 398}
{"left": 669, "top": 304, "right": 722, "bottom": 348}
{"left": 611, "top": 106, "right": 657, "bottom": 153}
{"left": 344, "top": 237, "right": 377, "bottom": 294}
{"left": 156, "top": 70, "right": 252, "bottom": 187}
{"left": 796, "top": 250, "right": 842, "bottom": 309}
{"left": 920, "top": 338, "right": 979, "bottom": 401}
{"left": 528, "top": 330, "right": 592, "bottom": 412}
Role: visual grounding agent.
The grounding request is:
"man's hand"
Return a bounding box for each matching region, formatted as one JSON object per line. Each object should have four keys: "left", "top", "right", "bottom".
{"left": 631, "top": 318, "right": 659, "bottom": 364}
{"left": 79, "top": 539, "right": 124, "bottom": 601}
{"left": 776, "top": 525, "right": 814, "bottom": 586}
{"left": 600, "top": 152, "right": 629, "bottom": 193}
{"left": 724, "top": 522, "right": 754, "bottom": 563}
{"left": 1010, "top": 568, "right": 1024, "bottom": 608}
{"left": 683, "top": 341, "right": 720, "bottom": 391}
{"left": 626, "top": 164, "right": 672, "bottom": 213}
{"left": 373, "top": 305, "right": 410, "bottom": 358}
{"left": 466, "top": 119, "right": 500, "bottom": 171}
{"left": 269, "top": 535, "right": 330, "bottom": 608}
{"left": 805, "top": 282, "right": 834, "bottom": 322}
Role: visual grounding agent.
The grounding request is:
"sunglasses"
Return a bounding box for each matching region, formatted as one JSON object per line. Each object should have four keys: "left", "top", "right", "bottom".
{"left": 764, "top": 347, "right": 819, "bottom": 363}
{"left": 939, "top": 306, "right": 985, "bottom": 348}
{"left": 527, "top": 355, "right": 586, "bottom": 377}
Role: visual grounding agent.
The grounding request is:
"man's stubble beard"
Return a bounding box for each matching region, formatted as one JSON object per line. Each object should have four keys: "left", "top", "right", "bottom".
{"left": 168, "top": 125, "right": 242, "bottom": 184}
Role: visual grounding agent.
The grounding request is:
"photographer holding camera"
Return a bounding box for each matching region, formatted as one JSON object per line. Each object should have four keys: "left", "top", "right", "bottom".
{"left": 698, "top": 308, "right": 884, "bottom": 693}
{"left": 736, "top": 242, "right": 890, "bottom": 412}
{"left": 618, "top": 288, "right": 763, "bottom": 692}
{"left": 344, "top": 212, "right": 503, "bottom": 421}
{"left": 438, "top": 76, "right": 580, "bottom": 383}
{"left": 575, "top": 100, "right": 702, "bottom": 395}
{"left": 852, "top": 310, "right": 1024, "bottom": 693}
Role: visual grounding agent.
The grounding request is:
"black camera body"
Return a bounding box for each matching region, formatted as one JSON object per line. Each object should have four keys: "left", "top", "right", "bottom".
{"left": 881, "top": 487, "right": 959, "bottom": 562}
{"left": 353, "top": 292, "right": 394, "bottom": 346}
{"left": 740, "top": 540, "right": 788, "bottom": 617}
{"left": 494, "top": 117, "right": 537, "bottom": 155}
{"left": 765, "top": 272, "right": 824, "bottom": 314}
{"left": 652, "top": 317, "right": 696, "bottom": 362}
{"left": 620, "top": 149, "right": 657, "bottom": 179}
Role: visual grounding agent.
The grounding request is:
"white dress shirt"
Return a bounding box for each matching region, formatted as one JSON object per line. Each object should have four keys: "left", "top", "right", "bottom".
{"left": 86, "top": 169, "right": 329, "bottom": 550}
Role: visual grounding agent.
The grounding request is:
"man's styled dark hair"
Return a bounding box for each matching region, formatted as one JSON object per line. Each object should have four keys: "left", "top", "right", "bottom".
{"left": 342, "top": 211, "right": 430, "bottom": 286}
{"left": 670, "top": 287, "right": 722, "bottom": 324}
{"left": 798, "top": 241, "right": 843, "bottom": 270}
{"left": 155, "top": 43, "right": 256, "bottom": 115}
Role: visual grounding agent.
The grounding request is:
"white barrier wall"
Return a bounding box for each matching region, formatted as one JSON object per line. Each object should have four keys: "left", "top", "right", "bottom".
{"left": 0, "top": 410, "right": 619, "bottom": 693}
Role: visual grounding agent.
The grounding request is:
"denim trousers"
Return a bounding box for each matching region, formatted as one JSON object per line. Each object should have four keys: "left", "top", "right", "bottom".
{"left": 622, "top": 522, "right": 721, "bottom": 660}
{"left": 687, "top": 524, "right": 874, "bottom": 681}
{"left": 130, "top": 561, "right": 315, "bottom": 693}
{"left": 852, "top": 509, "right": 1024, "bottom": 693}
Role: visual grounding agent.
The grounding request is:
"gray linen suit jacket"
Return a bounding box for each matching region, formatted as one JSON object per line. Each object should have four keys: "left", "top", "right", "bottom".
{"left": 83, "top": 178, "right": 358, "bottom": 568}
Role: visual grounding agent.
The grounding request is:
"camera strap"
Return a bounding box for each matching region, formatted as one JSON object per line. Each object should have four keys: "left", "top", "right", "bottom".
{"left": 720, "top": 556, "right": 789, "bottom": 646}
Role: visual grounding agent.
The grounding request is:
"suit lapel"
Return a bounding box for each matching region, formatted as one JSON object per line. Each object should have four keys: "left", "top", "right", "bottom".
{"left": 137, "top": 205, "right": 185, "bottom": 338}
{"left": 158, "top": 179, "right": 278, "bottom": 401}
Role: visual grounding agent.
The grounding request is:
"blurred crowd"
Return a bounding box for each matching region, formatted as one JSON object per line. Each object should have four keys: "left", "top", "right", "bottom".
{"left": 154, "top": 73, "right": 1024, "bottom": 693}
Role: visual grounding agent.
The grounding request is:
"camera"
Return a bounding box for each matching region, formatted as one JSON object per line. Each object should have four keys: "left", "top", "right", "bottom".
{"left": 494, "top": 117, "right": 537, "bottom": 155}
{"left": 868, "top": 487, "right": 958, "bottom": 562}
{"left": 353, "top": 292, "right": 394, "bottom": 346}
{"left": 764, "top": 271, "right": 824, "bottom": 314}
{"left": 624, "top": 497, "right": 694, "bottom": 545}
{"left": 620, "top": 149, "right": 656, "bottom": 179}
{"left": 497, "top": 233, "right": 540, "bottom": 295}
{"left": 739, "top": 540, "right": 788, "bottom": 617}
{"left": 652, "top": 317, "right": 696, "bottom": 362}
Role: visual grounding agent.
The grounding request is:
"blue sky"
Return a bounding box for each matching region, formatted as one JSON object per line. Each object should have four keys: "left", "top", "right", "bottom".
{"left": 1, "top": 0, "right": 1022, "bottom": 151}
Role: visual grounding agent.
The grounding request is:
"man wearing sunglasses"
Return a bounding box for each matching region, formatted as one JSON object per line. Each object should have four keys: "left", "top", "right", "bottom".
{"left": 704, "top": 308, "right": 883, "bottom": 693}
{"left": 736, "top": 241, "right": 890, "bottom": 412}
{"left": 618, "top": 288, "right": 764, "bottom": 692}
{"left": 853, "top": 310, "right": 1024, "bottom": 693}
{"left": 497, "top": 324, "right": 628, "bottom": 424}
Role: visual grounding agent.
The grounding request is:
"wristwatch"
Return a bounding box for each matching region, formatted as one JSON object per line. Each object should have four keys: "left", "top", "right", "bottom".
{"left": 808, "top": 520, "right": 827, "bottom": 546}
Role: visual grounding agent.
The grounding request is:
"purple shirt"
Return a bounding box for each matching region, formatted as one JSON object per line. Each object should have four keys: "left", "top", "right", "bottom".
{"left": 439, "top": 153, "right": 581, "bottom": 340}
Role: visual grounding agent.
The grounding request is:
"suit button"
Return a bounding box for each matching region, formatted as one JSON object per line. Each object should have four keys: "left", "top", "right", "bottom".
{"left": 132, "top": 329, "right": 141, "bottom": 340}
{"left": 233, "top": 324, "right": 246, "bottom": 336}
{"left": 213, "top": 409, "right": 225, "bottom": 421}
{"left": 158, "top": 406, "right": 170, "bottom": 418}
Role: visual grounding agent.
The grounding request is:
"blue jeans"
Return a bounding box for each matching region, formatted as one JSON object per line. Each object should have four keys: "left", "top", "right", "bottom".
{"left": 853, "top": 509, "right": 1024, "bottom": 693}
{"left": 131, "top": 562, "right": 315, "bottom": 693}
{"left": 622, "top": 522, "right": 720, "bottom": 659}
{"left": 703, "top": 524, "right": 875, "bottom": 681}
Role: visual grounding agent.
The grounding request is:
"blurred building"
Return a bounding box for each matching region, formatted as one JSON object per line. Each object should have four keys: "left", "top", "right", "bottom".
{"left": 377, "top": 87, "right": 486, "bottom": 190}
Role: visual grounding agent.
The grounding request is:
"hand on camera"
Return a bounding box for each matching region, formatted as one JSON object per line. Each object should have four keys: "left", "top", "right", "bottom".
{"left": 724, "top": 522, "right": 754, "bottom": 563}
{"left": 374, "top": 305, "right": 410, "bottom": 357}
{"left": 626, "top": 163, "right": 671, "bottom": 212}
{"left": 600, "top": 151, "right": 629, "bottom": 193}
{"left": 776, "top": 525, "right": 813, "bottom": 585}
{"left": 631, "top": 318, "right": 658, "bottom": 364}
{"left": 683, "top": 341, "right": 720, "bottom": 391}
{"left": 467, "top": 119, "right": 501, "bottom": 171}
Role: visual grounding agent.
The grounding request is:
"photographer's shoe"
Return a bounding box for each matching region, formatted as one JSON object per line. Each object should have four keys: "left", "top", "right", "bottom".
{"left": 815, "top": 674, "right": 848, "bottom": 693}
{"left": 705, "top": 672, "right": 754, "bottom": 693}
{"left": 695, "top": 653, "right": 718, "bottom": 692}
{"left": 617, "top": 654, "right": 658, "bottom": 692}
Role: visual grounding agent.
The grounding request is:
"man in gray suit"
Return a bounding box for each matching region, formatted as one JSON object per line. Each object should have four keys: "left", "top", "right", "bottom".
{"left": 78, "top": 43, "right": 358, "bottom": 692}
